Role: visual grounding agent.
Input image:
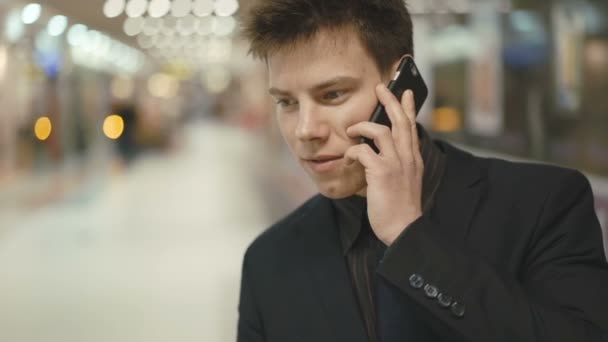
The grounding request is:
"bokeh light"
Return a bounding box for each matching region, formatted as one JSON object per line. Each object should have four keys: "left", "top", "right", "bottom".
{"left": 67, "top": 24, "right": 88, "bottom": 46}
{"left": 171, "top": 0, "right": 193, "bottom": 18}
{"left": 148, "top": 0, "right": 171, "bottom": 18}
{"left": 214, "top": 0, "right": 239, "bottom": 17}
{"left": 5, "top": 9, "right": 25, "bottom": 42}
{"left": 47, "top": 15, "right": 68, "bottom": 36}
{"left": 125, "top": 0, "right": 148, "bottom": 18}
{"left": 21, "top": 3, "right": 42, "bottom": 24}
{"left": 193, "top": 0, "right": 214, "bottom": 17}
{"left": 103, "top": 115, "right": 125, "bottom": 140}
{"left": 214, "top": 16, "right": 236, "bottom": 36}
{"left": 123, "top": 16, "right": 144, "bottom": 36}
{"left": 103, "top": 0, "right": 126, "bottom": 18}
{"left": 34, "top": 117, "right": 52, "bottom": 141}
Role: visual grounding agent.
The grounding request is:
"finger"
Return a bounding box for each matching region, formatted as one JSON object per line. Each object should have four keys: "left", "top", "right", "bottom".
{"left": 401, "top": 90, "right": 424, "bottom": 170}
{"left": 347, "top": 122, "right": 398, "bottom": 159}
{"left": 401, "top": 89, "right": 417, "bottom": 122}
{"left": 344, "top": 143, "right": 380, "bottom": 169}
{"left": 376, "top": 84, "right": 409, "bottom": 141}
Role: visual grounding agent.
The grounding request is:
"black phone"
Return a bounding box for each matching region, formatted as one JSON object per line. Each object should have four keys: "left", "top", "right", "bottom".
{"left": 361, "top": 56, "right": 428, "bottom": 152}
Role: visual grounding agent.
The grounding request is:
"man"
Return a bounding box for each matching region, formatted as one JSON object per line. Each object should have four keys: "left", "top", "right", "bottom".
{"left": 237, "top": 1, "right": 608, "bottom": 341}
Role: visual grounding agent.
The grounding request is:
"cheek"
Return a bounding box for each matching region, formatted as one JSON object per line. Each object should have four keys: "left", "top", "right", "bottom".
{"left": 340, "top": 91, "right": 380, "bottom": 129}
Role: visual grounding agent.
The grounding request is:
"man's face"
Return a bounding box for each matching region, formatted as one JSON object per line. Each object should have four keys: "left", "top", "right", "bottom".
{"left": 268, "top": 28, "right": 388, "bottom": 199}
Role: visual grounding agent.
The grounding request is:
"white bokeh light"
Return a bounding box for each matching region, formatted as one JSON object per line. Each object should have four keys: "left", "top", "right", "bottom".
{"left": 155, "top": 35, "right": 171, "bottom": 49}
{"left": 148, "top": 0, "right": 170, "bottom": 18}
{"left": 196, "top": 15, "right": 215, "bottom": 35}
{"left": 143, "top": 17, "right": 163, "bottom": 35}
{"left": 21, "top": 3, "right": 42, "bottom": 24}
{"left": 47, "top": 15, "right": 68, "bottom": 36}
{"left": 123, "top": 16, "right": 144, "bottom": 36}
{"left": 125, "top": 0, "right": 148, "bottom": 18}
{"left": 176, "top": 14, "right": 197, "bottom": 35}
{"left": 137, "top": 34, "right": 157, "bottom": 49}
{"left": 162, "top": 16, "right": 178, "bottom": 35}
{"left": 103, "top": 0, "right": 126, "bottom": 18}
{"left": 193, "top": 0, "right": 214, "bottom": 17}
{"left": 171, "top": 0, "right": 193, "bottom": 17}
{"left": 67, "top": 24, "right": 88, "bottom": 46}
{"left": 214, "top": 0, "right": 238, "bottom": 17}
{"left": 5, "top": 9, "right": 25, "bottom": 42}
{"left": 214, "top": 16, "right": 235, "bottom": 36}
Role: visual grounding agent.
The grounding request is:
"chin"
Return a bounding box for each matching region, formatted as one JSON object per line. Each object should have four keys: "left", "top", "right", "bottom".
{"left": 315, "top": 176, "right": 367, "bottom": 199}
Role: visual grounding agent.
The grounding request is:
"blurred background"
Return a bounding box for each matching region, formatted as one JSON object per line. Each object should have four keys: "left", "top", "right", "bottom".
{"left": 0, "top": 0, "right": 606, "bottom": 341}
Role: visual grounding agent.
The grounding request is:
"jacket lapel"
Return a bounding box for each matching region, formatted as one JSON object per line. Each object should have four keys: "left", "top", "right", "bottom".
{"left": 293, "top": 196, "right": 369, "bottom": 342}
{"left": 431, "top": 141, "right": 487, "bottom": 242}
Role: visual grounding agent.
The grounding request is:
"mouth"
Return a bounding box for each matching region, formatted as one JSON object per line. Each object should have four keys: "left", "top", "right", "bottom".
{"left": 303, "top": 155, "right": 343, "bottom": 173}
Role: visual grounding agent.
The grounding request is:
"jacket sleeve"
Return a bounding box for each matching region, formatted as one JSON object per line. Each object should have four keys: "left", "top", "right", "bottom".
{"left": 377, "top": 170, "right": 608, "bottom": 341}
{"left": 237, "top": 251, "right": 266, "bottom": 342}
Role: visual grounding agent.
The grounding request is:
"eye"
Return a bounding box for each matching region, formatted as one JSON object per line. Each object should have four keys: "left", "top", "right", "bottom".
{"left": 276, "top": 98, "right": 297, "bottom": 108}
{"left": 323, "top": 90, "right": 344, "bottom": 101}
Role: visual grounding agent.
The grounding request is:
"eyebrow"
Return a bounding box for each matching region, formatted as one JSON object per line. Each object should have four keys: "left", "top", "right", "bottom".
{"left": 268, "top": 76, "right": 360, "bottom": 96}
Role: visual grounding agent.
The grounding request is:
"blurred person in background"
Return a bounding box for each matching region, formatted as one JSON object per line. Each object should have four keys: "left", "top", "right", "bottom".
{"left": 112, "top": 101, "right": 139, "bottom": 164}
{"left": 237, "top": 0, "right": 608, "bottom": 341}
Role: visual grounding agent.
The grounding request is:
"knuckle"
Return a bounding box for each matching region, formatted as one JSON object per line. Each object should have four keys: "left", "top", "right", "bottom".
{"left": 379, "top": 125, "right": 391, "bottom": 136}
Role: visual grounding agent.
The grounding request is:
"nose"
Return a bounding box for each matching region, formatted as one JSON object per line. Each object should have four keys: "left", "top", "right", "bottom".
{"left": 295, "top": 102, "right": 329, "bottom": 142}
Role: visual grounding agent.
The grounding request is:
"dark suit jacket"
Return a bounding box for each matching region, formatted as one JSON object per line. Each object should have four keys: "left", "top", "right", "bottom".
{"left": 237, "top": 140, "right": 608, "bottom": 342}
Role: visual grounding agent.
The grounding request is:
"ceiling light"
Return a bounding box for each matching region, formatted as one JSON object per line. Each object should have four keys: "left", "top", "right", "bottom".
{"left": 193, "top": 0, "right": 214, "bottom": 17}
{"left": 214, "top": 16, "right": 235, "bottom": 36}
{"left": 125, "top": 0, "right": 148, "bottom": 18}
{"left": 103, "top": 0, "right": 126, "bottom": 18}
{"left": 196, "top": 15, "right": 215, "bottom": 35}
{"left": 148, "top": 0, "right": 170, "bottom": 18}
{"left": 171, "top": 0, "right": 193, "bottom": 17}
{"left": 5, "top": 9, "right": 25, "bottom": 42}
{"left": 123, "top": 17, "right": 144, "bottom": 36}
{"left": 21, "top": 3, "right": 42, "bottom": 24}
{"left": 214, "top": 0, "right": 238, "bottom": 17}
{"left": 47, "top": 15, "right": 68, "bottom": 36}
{"left": 143, "top": 17, "right": 162, "bottom": 35}
{"left": 176, "top": 14, "right": 197, "bottom": 35}
{"left": 137, "top": 34, "right": 156, "bottom": 49}
{"left": 67, "top": 24, "right": 88, "bottom": 46}
{"left": 161, "top": 16, "right": 177, "bottom": 34}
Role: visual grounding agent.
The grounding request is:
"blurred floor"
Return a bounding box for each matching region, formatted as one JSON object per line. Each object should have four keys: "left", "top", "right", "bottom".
{"left": 0, "top": 121, "right": 274, "bottom": 342}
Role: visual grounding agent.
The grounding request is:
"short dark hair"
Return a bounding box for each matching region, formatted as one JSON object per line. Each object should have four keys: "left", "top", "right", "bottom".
{"left": 242, "top": 0, "right": 414, "bottom": 75}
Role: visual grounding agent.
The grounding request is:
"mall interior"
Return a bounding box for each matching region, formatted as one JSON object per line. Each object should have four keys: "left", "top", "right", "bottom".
{"left": 0, "top": 0, "right": 606, "bottom": 341}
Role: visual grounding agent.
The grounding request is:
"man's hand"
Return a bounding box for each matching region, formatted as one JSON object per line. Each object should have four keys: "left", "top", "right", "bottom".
{"left": 345, "top": 84, "right": 424, "bottom": 246}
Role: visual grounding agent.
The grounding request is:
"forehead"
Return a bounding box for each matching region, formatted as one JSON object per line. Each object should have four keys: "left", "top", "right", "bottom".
{"left": 267, "top": 29, "right": 379, "bottom": 90}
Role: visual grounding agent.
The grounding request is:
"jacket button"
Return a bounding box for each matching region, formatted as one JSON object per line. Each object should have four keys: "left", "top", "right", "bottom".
{"left": 423, "top": 284, "right": 438, "bottom": 299}
{"left": 450, "top": 301, "right": 466, "bottom": 318}
{"left": 437, "top": 293, "right": 453, "bottom": 308}
{"left": 408, "top": 274, "right": 424, "bottom": 289}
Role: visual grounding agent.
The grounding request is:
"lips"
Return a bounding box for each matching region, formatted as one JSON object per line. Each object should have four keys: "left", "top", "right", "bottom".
{"left": 303, "top": 155, "right": 343, "bottom": 173}
{"left": 307, "top": 155, "right": 342, "bottom": 163}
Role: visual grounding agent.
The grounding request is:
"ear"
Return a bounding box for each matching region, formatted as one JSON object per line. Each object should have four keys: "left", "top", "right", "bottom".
{"left": 383, "top": 54, "right": 412, "bottom": 81}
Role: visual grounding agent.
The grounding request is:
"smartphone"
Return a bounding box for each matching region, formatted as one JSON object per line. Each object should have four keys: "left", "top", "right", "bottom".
{"left": 361, "top": 56, "right": 428, "bottom": 152}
